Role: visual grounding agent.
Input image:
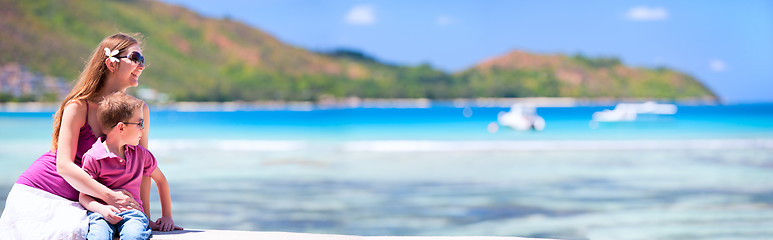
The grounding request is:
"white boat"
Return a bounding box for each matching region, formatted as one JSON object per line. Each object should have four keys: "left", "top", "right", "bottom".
{"left": 592, "top": 101, "right": 677, "bottom": 122}
{"left": 498, "top": 104, "right": 545, "bottom": 131}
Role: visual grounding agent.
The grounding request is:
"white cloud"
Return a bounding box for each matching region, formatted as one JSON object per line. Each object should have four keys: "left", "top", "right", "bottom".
{"left": 709, "top": 59, "right": 727, "bottom": 72}
{"left": 437, "top": 15, "right": 452, "bottom": 26}
{"left": 626, "top": 6, "right": 668, "bottom": 21}
{"left": 345, "top": 5, "right": 376, "bottom": 26}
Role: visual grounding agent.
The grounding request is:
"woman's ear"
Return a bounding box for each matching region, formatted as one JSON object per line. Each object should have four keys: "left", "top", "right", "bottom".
{"left": 104, "top": 58, "right": 115, "bottom": 72}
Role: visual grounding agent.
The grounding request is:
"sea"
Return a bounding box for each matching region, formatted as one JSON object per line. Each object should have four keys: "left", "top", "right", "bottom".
{"left": 1, "top": 102, "right": 772, "bottom": 240}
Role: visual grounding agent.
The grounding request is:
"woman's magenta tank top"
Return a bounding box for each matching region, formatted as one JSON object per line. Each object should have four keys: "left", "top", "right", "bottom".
{"left": 15, "top": 100, "right": 99, "bottom": 201}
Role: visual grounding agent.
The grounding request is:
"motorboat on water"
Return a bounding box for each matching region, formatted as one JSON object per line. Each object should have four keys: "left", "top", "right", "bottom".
{"left": 498, "top": 103, "right": 545, "bottom": 131}
{"left": 592, "top": 101, "right": 677, "bottom": 122}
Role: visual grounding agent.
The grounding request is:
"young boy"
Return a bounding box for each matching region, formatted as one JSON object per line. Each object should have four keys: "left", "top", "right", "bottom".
{"left": 79, "top": 92, "right": 178, "bottom": 240}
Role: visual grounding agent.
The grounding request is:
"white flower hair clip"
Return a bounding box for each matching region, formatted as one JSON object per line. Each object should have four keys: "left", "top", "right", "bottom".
{"left": 104, "top": 47, "right": 119, "bottom": 63}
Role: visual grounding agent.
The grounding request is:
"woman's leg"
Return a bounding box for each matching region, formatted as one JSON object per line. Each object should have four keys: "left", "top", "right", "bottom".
{"left": 1, "top": 184, "right": 88, "bottom": 239}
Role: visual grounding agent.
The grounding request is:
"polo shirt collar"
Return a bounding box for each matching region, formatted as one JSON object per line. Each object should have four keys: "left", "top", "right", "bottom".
{"left": 92, "top": 137, "right": 120, "bottom": 161}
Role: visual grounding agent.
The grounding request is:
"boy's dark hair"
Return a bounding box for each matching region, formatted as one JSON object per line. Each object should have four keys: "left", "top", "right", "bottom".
{"left": 97, "top": 92, "right": 145, "bottom": 132}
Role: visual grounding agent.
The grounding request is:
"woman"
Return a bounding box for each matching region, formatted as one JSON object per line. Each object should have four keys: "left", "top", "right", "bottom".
{"left": 1, "top": 33, "right": 151, "bottom": 239}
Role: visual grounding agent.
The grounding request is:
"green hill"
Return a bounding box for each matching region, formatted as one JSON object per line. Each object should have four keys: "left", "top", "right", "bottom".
{"left": 0, "top": 0, "right": 718, "bottom": 102}
{"left": 458, "top": 51, "right": 718, "bottom": 99}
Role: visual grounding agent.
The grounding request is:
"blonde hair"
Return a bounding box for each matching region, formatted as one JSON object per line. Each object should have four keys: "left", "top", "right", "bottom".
{"left": 51, "top": 33, "right": 143, "bottom": 151}
{"left": 97, "top": 92, "right": 145, "bottom": 132}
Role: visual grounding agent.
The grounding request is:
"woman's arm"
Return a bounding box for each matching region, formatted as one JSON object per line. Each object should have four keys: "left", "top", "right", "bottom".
{"left": 150, "top": 167, "right": 172, "bottom": 219}
{"left": 56, "top": 100, "right": 138, "bottom": 210}
{"left": 139, "top": 102, "right": 153, "bottom": 216}
{"left": 141, "top": 103, "right": 180, "bottom": 231}
{"left": 140, "top": 176, "right": 151, "bottom": 217}
{"left": 140, "top": 103, "right": 150, "bottom": 148}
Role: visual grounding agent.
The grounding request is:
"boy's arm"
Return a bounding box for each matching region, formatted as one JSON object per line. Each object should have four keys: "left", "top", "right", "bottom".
{"left": 150, "top": 167, "right": 182, "bottom": 231}
{"left": 78, "top": 192, "right": 102, "bottom": 213}
{"left": 79, "top": 193, "right": 123, "bottom": 224}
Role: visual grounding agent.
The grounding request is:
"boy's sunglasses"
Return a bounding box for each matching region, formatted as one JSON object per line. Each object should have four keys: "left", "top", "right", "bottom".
{"left": 114, "top": 119, "right": 144, "bottom": 130}
{"left": 115, "top": 51, "right": 145, "bottom": 67}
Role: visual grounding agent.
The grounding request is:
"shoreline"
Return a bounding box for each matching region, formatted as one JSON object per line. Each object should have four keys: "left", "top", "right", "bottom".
{"left": 0, "top": 97, "right": 725, "bottom": 112}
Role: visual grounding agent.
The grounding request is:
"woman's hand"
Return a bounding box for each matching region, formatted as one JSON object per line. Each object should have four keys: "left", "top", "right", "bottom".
{"left": 104, "top": 189, "right": 140, "bottom": 211}
{"left": 151, "top": 216, "right": 183, "bottom": 231}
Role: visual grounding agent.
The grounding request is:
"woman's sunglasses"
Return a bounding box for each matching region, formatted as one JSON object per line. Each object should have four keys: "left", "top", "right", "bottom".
{"left": 115, "top": 51, "right": 145, "bottom": 67}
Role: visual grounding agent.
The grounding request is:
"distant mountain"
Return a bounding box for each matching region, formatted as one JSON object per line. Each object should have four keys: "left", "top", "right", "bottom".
{"left": 459, "top": 50, "right": 717, "bottom": 100}
{"left": 0, "top": 0, "right": 718, "bottom": 102}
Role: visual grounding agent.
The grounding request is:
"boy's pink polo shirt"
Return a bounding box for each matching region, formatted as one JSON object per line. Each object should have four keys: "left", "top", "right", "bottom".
{"left": 82, "top": 138, "right": 157, "bottom": 209}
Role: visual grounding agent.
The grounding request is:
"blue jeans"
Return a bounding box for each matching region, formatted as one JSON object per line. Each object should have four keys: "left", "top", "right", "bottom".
{"left": 86, "top": 209, "right": 151, "bottom": 240}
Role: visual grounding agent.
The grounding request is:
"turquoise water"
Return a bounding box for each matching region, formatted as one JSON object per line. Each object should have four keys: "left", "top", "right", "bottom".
{"left": 2, "top": 103, "right": 773, "bottom": 239}
{"left": 144, "top": 104, "right": 773, "bottom": 141}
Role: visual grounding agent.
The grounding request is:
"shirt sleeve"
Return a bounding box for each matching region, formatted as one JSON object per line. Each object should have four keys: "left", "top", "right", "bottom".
{"left": 141, "top": 148, "right": 158, "bottom": 177}
{"left": 81, "top": 154, "right": 99, "bottom": 179}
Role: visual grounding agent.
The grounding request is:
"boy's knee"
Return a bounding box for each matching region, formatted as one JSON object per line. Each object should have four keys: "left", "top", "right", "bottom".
{"left": 86, "top": 212, "right": 113, "bottom": 240}
{"left": 118, "top": 210, "right": 151, "bottom": 240}
{"left": 118, "top": 226, "right": 151, "bottom": 240}
{"left": 86, "top": 224, "right": 113, "bottom": 240}
{"left": 119, "top": 231, "right": 151, "bottom": 240}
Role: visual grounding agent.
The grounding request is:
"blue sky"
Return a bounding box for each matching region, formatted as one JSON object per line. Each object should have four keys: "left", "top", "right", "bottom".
{"left": 161, "top": 0, "right": 773, "bottom": 102}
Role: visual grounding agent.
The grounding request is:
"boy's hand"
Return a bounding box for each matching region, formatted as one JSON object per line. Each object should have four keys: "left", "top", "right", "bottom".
{"left": 153, "top": 216, "right": 182, "bottom": 231}
{"left": 97, "top": 205, "right": 123, "bottom": 225}
{"left": 149, "top": 221, "right": 159, "bottom": 231}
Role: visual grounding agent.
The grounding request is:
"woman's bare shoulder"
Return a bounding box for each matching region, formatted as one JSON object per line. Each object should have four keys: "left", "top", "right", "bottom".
{"left": 141, "top": 101, "right": 150, "bottom": 117}
{"left": 61, "top": 99, "right": 88, "bottom": 117}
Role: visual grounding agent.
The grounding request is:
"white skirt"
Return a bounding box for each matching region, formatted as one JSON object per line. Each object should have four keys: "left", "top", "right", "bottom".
{"left": 0, "top": 183, "right": 88, "bottom": 240}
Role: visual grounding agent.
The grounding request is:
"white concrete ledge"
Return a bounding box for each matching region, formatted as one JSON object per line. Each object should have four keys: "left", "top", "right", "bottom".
{"left": 150, "top": 230, "right": 554, "bottom": 240}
